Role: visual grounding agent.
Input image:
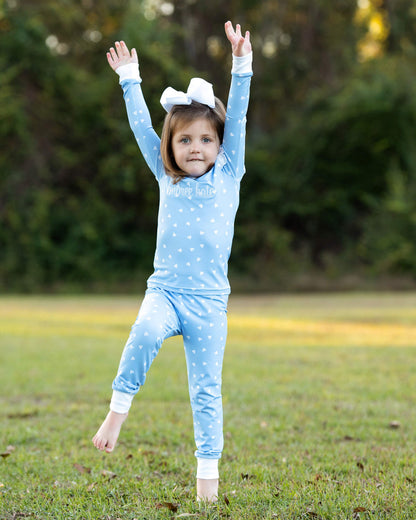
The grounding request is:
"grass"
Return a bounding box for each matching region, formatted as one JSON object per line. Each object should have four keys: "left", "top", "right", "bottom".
{"left": 1, "top": 292, "right": 416, "bottom": 519}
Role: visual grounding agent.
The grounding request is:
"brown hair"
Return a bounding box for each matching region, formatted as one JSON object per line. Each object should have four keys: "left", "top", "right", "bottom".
{"left": 160, "top": 97, "right": 226, "bottom": 184}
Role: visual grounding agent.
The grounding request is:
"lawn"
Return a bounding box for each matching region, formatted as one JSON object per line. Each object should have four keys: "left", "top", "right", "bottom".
{"left": 1, "top": 292, "right": 416, "bottom": 519}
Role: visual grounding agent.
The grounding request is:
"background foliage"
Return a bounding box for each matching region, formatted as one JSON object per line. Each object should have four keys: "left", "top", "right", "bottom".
{"left": 2, "top": 0, "right": 416, "bottom": 292}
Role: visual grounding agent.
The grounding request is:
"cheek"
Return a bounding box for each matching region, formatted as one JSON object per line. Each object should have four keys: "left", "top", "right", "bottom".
{"left": 177, "top": 147, "right": 187, "bottom": 160}
{"left": 171, "top": 143, "right": 182, "bottom": 157}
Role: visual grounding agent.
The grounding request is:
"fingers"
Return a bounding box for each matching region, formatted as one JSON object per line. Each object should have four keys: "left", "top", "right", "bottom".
{"left": 109, "top": 46, "right": 118, "bottom": 61}
{"left": 225, "top": 21, "right": 243, "bottom": 38}
{"left": 224, "top": 20, "right": 235, "bottom": 42}
{"left": 106, "top": 40, "right": 138, "bottom": 69}
{"left": 106, "top": 51, "right": 114, "bottom": 67}
{"left": 236, "top": 31, "right": 251, "bottom": 50}
{"left": 118, "top": 40, "right": 132, "bottom": 58}
{"left": 225, "top": 21, "right": 251, "bottom": 53}
{"left": 114, "top": 40, "right": 129, "bottom": 59}
{"left": 107, "top": 45, "right": 120, "bottom": 69}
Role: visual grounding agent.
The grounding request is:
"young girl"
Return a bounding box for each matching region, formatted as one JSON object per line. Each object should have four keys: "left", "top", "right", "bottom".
{"left": 93, "top": 21, "right": 252, "bottom": 502}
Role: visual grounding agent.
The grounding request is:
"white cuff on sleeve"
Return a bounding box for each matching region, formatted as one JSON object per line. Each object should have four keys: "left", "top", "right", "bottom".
{"left": 196, "top": 457, "right": 219, "bottom": 479}
{"left": 110, "top": 390, "right": 134, "bottom": 414}
{"left": 231, "top": 52, "right": 253, "bottom": 75}
{"left": 115, "top": 63, "right": 141, "bottom": 83}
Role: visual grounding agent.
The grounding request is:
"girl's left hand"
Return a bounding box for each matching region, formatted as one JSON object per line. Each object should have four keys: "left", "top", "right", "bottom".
{"left": 225, "top": 21, "right": 252, "bottom": 57}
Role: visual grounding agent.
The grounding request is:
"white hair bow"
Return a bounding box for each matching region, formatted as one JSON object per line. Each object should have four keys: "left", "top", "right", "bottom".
{"left": 160, "top": 77, "right": 215, "bottom": 113}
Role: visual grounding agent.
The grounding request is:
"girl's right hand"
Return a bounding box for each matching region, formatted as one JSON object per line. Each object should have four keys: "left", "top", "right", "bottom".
{"left": 107, "top": 41, "right": 138, "bottom": 71}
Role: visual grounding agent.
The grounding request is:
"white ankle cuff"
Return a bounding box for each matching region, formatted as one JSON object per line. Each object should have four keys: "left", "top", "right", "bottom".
{"left": 196, "top": 458, "right": 219, "bottom": 479}
{"left": 110, "top": 390, "right": 134, "bottom": 414}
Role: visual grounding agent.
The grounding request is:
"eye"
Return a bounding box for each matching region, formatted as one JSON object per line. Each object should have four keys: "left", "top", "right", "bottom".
{"left": 179, "top": 137, "right": 190, "bottom": 144}
{"left": 202, "top": 137, "right": 212, "bottom": 143}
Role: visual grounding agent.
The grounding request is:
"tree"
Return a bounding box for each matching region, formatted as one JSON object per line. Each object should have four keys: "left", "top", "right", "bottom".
{"left": 2, "top": 0, "right": 416, "bottom": 290}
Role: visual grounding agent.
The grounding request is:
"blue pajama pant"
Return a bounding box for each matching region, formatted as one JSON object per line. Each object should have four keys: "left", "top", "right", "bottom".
{"left": 112, "top": 287, "right": 228, "bottom": 460}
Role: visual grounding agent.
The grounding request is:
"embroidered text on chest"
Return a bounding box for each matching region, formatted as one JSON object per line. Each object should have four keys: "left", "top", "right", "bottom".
{"left": 164, "top": 184, "right": 216, "bottom": 199}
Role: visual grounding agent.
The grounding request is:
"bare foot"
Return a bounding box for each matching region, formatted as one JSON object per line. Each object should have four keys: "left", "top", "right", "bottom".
{"left": 197, "top": 478, "right": 219, "bottom": 503}
{"left": 92, "top": 410, "right": 128, "bottom": 453}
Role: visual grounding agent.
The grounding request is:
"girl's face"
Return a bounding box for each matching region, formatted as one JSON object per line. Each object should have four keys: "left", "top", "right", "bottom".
{"left": 171, "top": 118, "right": 220, "bottom": 178}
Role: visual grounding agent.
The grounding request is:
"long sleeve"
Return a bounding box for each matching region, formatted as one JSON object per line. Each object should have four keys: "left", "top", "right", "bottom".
{"left": 221, "top": 52, "right": 252, "bottom": 181}
{"left": 120, "top": 78, "right": 165, "bottom": 181}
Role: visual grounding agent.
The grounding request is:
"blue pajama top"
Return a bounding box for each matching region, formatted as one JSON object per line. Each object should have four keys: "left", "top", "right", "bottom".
{"left": 121, "top": 71, "right": 252, "bottom": 295}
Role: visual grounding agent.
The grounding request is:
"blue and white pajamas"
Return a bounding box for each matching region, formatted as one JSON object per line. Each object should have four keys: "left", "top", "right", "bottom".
{"left": 110, "top": 59, "right": 252, "bottom": 475}
{"left": 114, "top": 288, "right": 228, "bottom": 460}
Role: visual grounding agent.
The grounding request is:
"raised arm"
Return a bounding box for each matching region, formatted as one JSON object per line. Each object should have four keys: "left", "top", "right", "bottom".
{"left": 107, "top": 41, "right": 163, "bottom": 180}
{"left": 222, "top": 22, "right": 253, "bottom": 180}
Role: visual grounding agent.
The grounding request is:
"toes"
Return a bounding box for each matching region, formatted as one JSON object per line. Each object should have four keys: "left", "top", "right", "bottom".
{"left": 105, "top": 442, "right": 114, "bottom": 453}
{"left": 93, "top": 434, "right": 105, "bottom": 451}
{"left": 92, "top": 433, "right": 115, "bottom": 452}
